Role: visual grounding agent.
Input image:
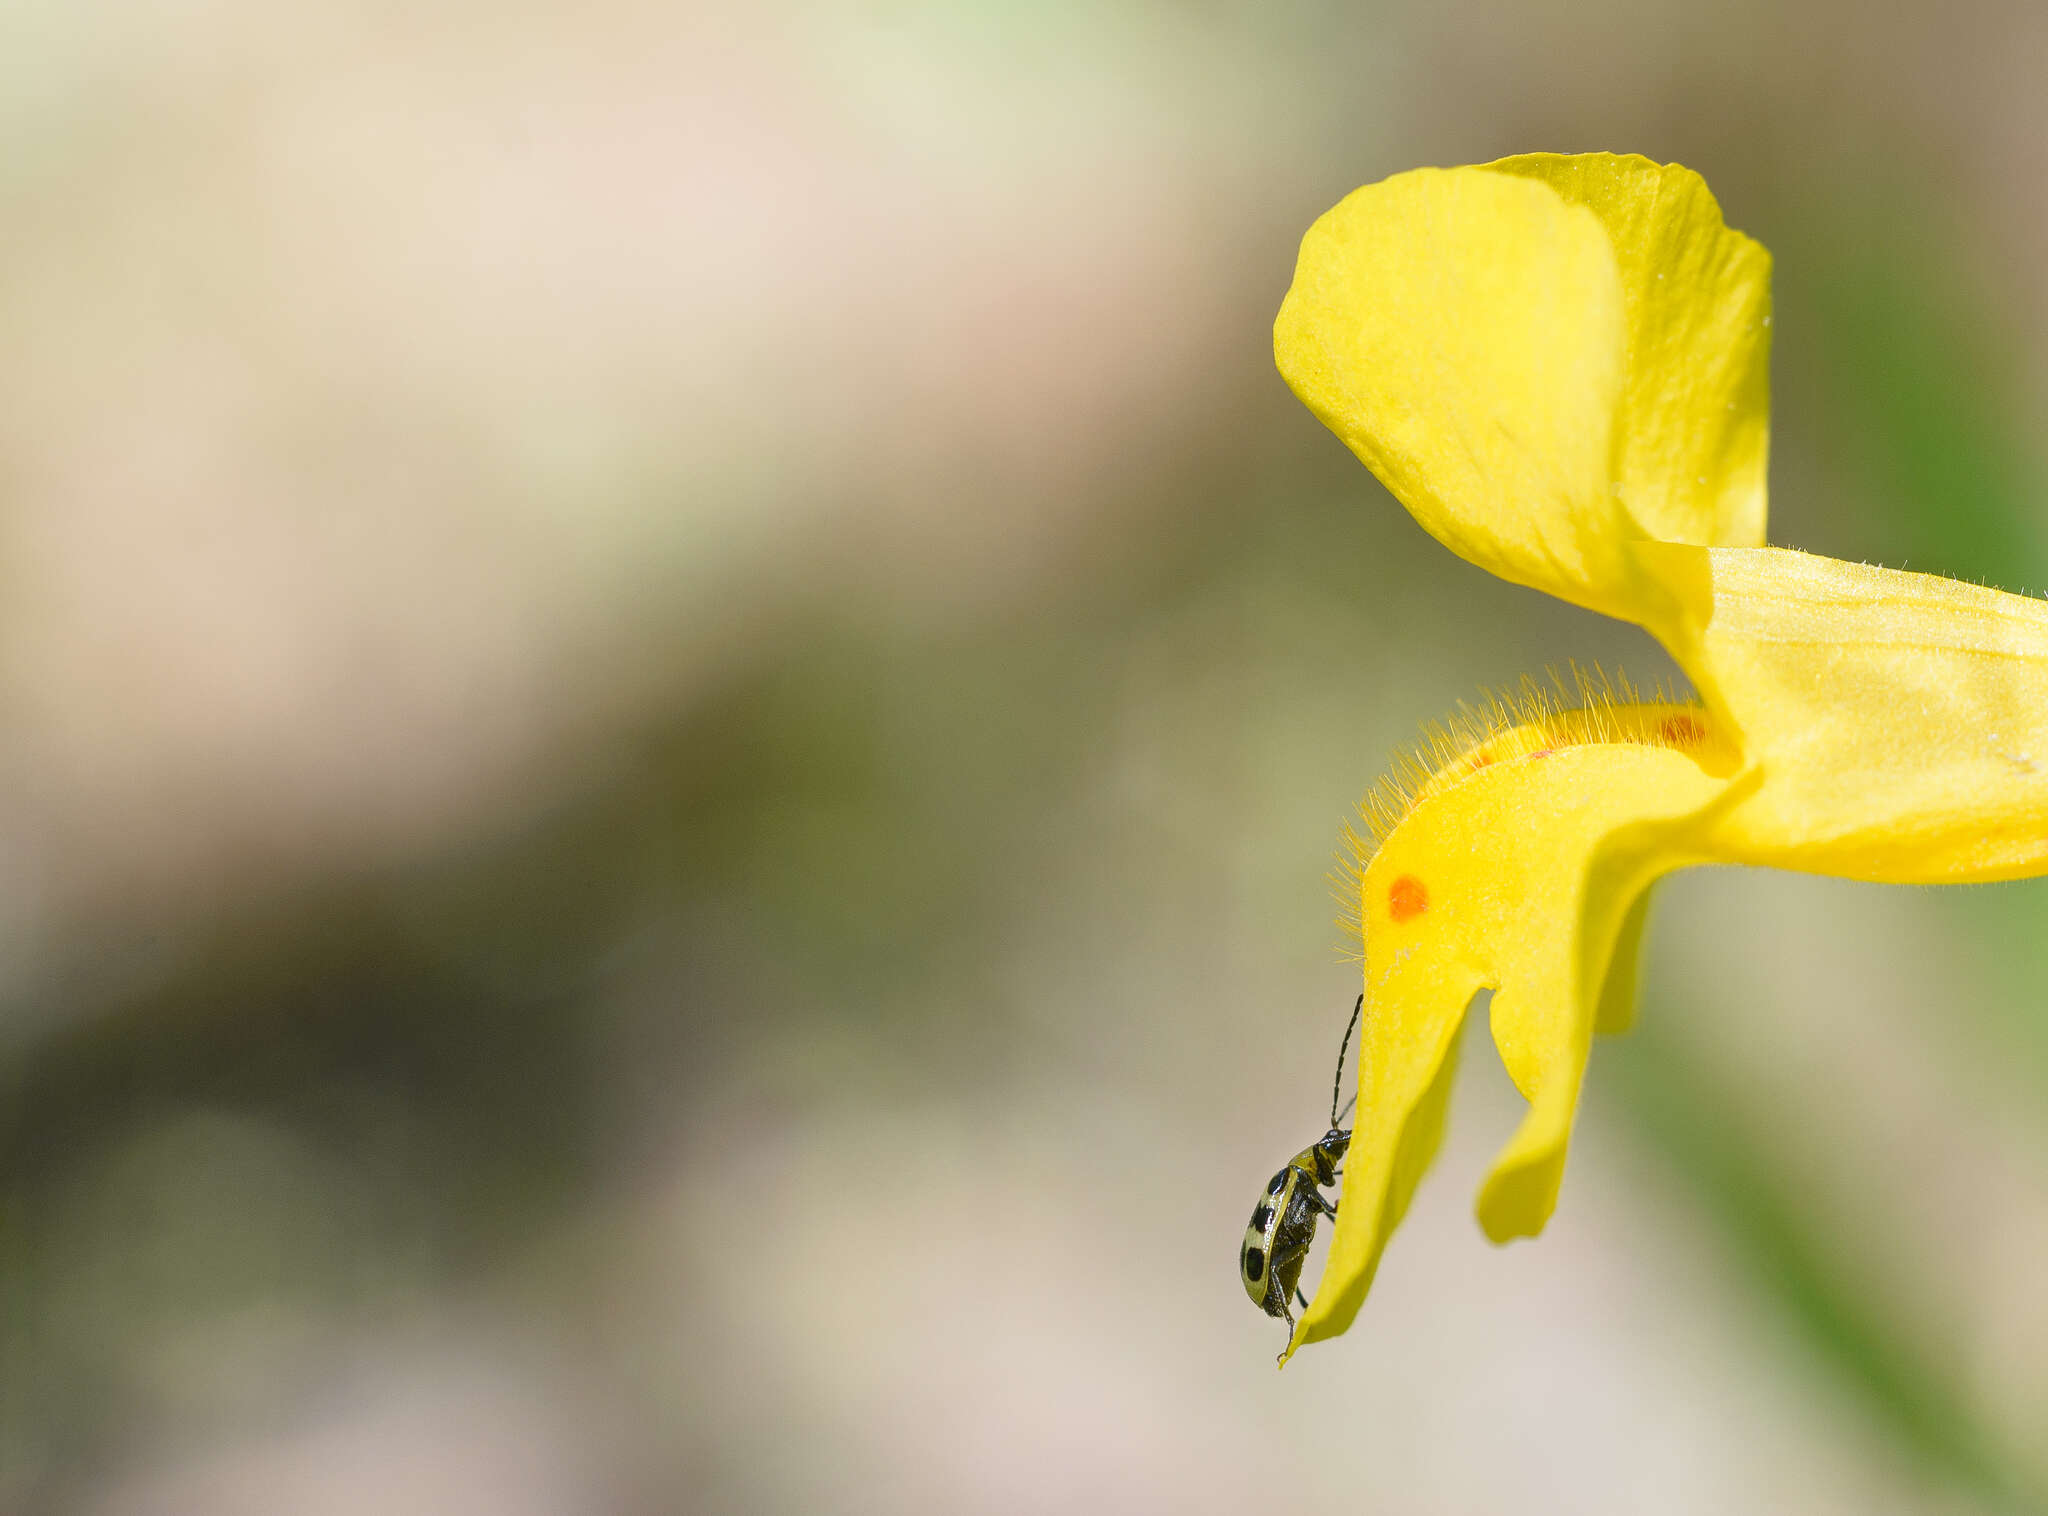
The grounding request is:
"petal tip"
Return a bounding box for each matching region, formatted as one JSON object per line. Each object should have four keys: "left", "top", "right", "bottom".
{"left": 1475, "top": 1155, "right": 1562, "bottom": 1245}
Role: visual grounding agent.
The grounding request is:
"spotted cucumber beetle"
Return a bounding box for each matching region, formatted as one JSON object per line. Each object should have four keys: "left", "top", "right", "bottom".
{"left": 1240, "top": 994, "right": 1361, "bottom": 1349}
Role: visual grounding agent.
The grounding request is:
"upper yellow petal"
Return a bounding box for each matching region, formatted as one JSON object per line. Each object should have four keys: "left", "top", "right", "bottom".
{"left": 1275, "top": 155, "right": 1771, "bottom": 626}
{"left": 1276, "top": 167, "right": 1629, "bottom": 617}
{"left": 1490, "top": 154, "right": 1772, "bottom": 556}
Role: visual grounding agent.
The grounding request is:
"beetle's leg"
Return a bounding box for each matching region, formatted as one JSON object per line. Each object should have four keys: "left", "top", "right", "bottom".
{"left": 1306, "top": 1188, "right": 1338, "bottom": 1219}
{"left": 1294, "top": 1287, "right": 1310, "bottom": 1312}
{"left": 1269, "top": 1238, "right": 1309, "bottom": 1319}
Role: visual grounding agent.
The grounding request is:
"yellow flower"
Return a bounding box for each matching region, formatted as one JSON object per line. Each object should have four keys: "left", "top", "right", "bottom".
{"left": 1275, "top": 152, "right": 2048, "bottom": 1362}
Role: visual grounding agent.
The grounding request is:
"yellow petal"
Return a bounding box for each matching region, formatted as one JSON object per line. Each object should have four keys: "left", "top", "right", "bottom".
{"left": 1286, "top": 726, "right": 1732, "bottom": 1361}
{"left": 1592, "top": 884, "right": 1653, "bottom": 1037}
{"left": 1274, "top": 156, "right": 1770, "bottom": 627}
{"left": 1275, "top": 168, "right": 1628, "bottom": 617}
{"left": 1641, "top": 542, "right": 2048, "bottom": 881}
{"left": 1490, "top": 154, "right": 1772, "bottom": 555}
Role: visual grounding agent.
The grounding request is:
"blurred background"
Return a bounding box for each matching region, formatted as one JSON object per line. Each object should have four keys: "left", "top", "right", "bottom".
{"left": 3, "top": 1, "right": 2048, "bottom": 1511}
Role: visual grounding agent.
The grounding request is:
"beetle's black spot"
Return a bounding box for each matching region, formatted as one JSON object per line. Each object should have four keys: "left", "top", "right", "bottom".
{"left": 1244, "top": 1245, "right": 1265, "bottom": 1281}
{"left": 1252, "top": 1204, "right": 1274, "bottom": 1232}
{"left": 1267, "top": 1170, "right": 1288, "bottom": 1196}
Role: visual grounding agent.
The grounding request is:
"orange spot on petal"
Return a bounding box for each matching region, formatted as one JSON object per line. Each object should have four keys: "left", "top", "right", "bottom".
{"left": 1659, "top": 713, "right": 1706, "bottom": 746}
{"left": 1388, "top": 875, "right": 1428, "bottom": 922}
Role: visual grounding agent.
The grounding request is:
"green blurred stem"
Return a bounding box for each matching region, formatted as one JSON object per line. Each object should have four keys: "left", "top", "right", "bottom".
{"left": 1607, "top": 1011, "right": 2040, "bottom": 1515}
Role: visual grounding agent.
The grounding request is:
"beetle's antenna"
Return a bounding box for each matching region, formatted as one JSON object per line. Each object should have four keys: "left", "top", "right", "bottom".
{"left": 1334, "top": 1092, "right": 1357, "bottom": 1126}
{"left": 1330, "top": 994, "right": 1363, "bottom": 1128}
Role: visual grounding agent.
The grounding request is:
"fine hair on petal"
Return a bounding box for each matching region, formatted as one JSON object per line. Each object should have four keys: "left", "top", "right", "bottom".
{"left": 1330, "top": 662, "right": 1707, "bottom": 950}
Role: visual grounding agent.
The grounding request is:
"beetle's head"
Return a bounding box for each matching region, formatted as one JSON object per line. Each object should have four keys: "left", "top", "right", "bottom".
{"left": 1312, "top": 1127, "right": 1349, "bottom": 1183}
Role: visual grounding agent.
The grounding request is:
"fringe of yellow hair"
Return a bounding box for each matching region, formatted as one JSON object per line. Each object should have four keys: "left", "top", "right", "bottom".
{"left": 1331, "top": 664, "right": 1710, "bottom": 949}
